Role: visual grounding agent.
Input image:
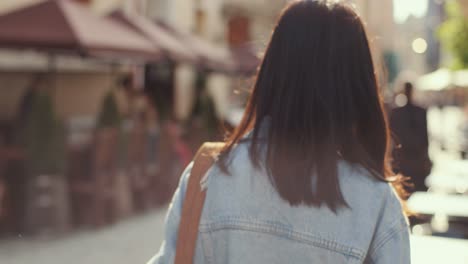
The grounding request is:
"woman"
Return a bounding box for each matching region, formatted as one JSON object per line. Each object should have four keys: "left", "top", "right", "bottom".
{"left": 149, "top": 1, "right": 410, "bottom": 263}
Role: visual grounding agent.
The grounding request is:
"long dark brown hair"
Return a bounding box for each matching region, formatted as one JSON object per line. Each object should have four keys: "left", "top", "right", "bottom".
{"left": 218, "top": 1, "right": 401, "bottom": 211}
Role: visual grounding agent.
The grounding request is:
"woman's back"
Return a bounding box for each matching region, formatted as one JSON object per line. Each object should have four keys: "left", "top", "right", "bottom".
{"left": 197, "top": 142, "right": 408, "bottom": 264}
{"left": 148, "top": 1, "right": 410, "bottom": 263}
{"left": 150, "top": 140, "right": 409, "bottom": 264}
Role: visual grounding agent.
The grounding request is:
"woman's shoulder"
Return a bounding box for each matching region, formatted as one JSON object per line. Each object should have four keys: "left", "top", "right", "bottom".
{"left": 338, "top": 160, "right": 392, "bottom": 189}
{"left": 337, "top": 161, "right": 404, "bottom": 214}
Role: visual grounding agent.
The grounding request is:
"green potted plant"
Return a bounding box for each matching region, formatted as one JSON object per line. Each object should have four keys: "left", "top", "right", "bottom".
{"left": 97, "top": 91, "right": 122, "bottom": 130}
{"left": 22, "top": 91, "right": 67, "bottom": 235}
{"left": 438, "top": 0, "right": 468, "bottom": 70}
{"left": 95, "top": 91, "right": 121, "bottom": 171}
{"left": 93, "top": 91, "right": 124, "bottom": 224}
{"left": 192, "top": 70, "right": 220, "bottom": 141}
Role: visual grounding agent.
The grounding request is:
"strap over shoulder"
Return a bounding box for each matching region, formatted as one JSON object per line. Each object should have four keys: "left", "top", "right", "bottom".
{"left": 196, "top": 142, "right": 225, "bottom": 158}
{"left": 174, "top": 142, "right": 225, "bottom": 264}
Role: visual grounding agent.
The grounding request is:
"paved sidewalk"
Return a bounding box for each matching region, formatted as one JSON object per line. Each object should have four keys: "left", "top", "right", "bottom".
{"left": 0, "top": 199, "right": 467, "bottom": 264}
{"left": 1, "top": 133, "right": 467, "bottom": 264}
{"left": 0, "top": 209, "right": 167, "bottom": 264}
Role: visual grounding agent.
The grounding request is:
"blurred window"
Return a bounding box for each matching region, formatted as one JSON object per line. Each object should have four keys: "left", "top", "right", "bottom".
{"left": 195, "top": 8, "right": 206, "bottom": 35}
{"left": 228, "top": 15, "right": 250, "bottom": 46}
{"left": 146, "top": 0, "right": 169, "bottom": 19}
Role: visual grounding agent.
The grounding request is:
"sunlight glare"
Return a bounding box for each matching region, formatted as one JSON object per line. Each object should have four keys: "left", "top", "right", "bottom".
{"left": 412, "top": 38, "right": 428, "bottom": 54}
{"left": 393, "top": 0, "right": 429, "bottom": 23}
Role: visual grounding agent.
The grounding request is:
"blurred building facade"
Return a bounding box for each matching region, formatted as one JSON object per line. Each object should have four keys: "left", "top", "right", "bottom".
{"left": 222, "top": 0, "right": 285, "bottom": 49}
{"left": 425, "top": 0, "right": 445, "bottom": 72}
{"left": 0, "top": 0, "right": 125, "bottom": 15}
{"left": 0, "top": 0, "right": 262, "bottom": 236}
{"left": 144, "top": 0, "right": 232, "bottom": 121}
{"left": 352, "top": 0, "right": 398, "bottom": 85}
{"left": 354, "top": 0, "right": 395, "bottom": 51}
{"left": 396, "top": 15, "right": 428, "bottom": 76}
{"left": 0, "top": 0, "right": 134, "bottom": 123}
{"left": 143, "top": 0, "right": 282, "bottom": 121}
{"left": 394, "top": 1, "right": 446, "bottom": 77}
{"left": 354, "top": 0, "right": 449, "bottom": 85}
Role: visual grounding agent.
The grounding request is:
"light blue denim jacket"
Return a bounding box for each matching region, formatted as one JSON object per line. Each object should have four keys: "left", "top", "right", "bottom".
{"left": 148, "top": 139, "right": 410, "bottom": 264}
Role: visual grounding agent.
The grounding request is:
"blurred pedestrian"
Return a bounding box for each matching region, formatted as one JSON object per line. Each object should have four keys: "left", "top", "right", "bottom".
{"left": 390, "top": 82, "right": 432, "bottom": 192}
{"left": 166, "top": 122, "right": 192, "bottom": 167}
{"left": 149, "top": 1, "right": 409, "bottom": 264}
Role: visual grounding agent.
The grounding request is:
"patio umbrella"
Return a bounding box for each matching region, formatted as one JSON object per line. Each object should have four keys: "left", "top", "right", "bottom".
{"left": 417, "top": 68, "right": 468, "bottom": 91}
{"left": 158, "top": 22, "right": 260, "bottom": 75}
{"left": 417, "top": 68, "right": 453, "bottom": 91}
{"left": 109, "top": 11, "right": 197, "bottom": 64}
{"left": 0, "top": 0, "right": 160, "bottom": 61}
{"left": 155, "top": 21, "right": 236, "bottom": 73}
{"left": 453, "top": 70, "right": 468, "bottom": 88}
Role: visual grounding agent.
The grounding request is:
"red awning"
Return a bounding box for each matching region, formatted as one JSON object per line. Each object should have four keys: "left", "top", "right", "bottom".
{"left": 0, "top": 0, "right": 160, "bottom": 60}
{"left": 156, "top": 21, "right": 259, "bottom": 75}
{"left": 109, "top": 11, "right": 197, "bottom": 63}
{"left": 156, "top": 21, "right": 235, "bottom": 73}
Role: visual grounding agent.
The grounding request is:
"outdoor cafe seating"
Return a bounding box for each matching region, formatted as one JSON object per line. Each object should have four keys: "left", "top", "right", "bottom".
{"left": 407, "top": 159, "right": 468, "bottom": 239}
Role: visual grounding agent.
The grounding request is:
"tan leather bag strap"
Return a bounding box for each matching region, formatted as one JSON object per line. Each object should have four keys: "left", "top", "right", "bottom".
{"left": 174, "top": 142, "right": 224, "bottom": 264}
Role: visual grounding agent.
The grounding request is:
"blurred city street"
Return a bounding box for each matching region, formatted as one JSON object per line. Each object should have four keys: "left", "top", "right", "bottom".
{"left": 0, "top": 115, "right": 468, "bottom": 264}
{"left": 0, "top": 209, "right": 167, "bottom": 264}
{"left": 0, "top": 0, "right": 468, "bottom": 263}
{"left": 0, "top": 108, "right": 467, "bottom": 264}
{"left": 1, "top": 106, "right": 468, "bottom": 264}
{"left": 0, "top": 201, "right": 467, "bottom": 264}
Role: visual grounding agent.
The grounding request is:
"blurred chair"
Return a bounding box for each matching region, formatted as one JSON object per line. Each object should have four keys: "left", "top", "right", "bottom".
{"left": 0, "top": 126, "right": 26, "bottom": 235}
{"left": 408, "top": 192, "right": 468, "bottom": 239}
{"left": 69, "top": 128, "right": 119, "bottom": 228}
{"left": 128, "top": 114, "right": 153, "bottom": 212}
